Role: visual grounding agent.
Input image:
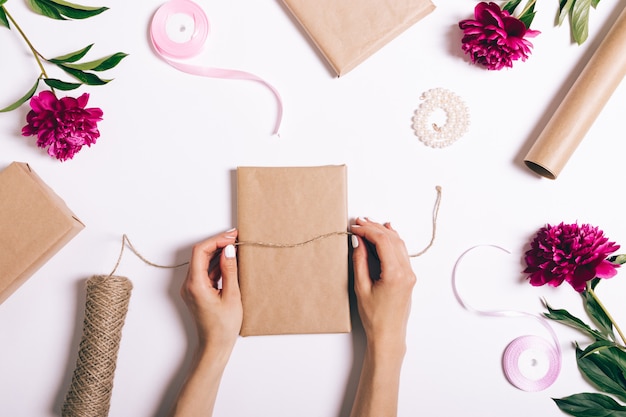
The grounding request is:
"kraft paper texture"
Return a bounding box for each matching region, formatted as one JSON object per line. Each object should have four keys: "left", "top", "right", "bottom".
{"left": 524, "top": 5, "right": 626, "bottom": 179}
{"left": 236, "top": 165, "right": 350, "bottom": 336}
{"left": 281, "top": 0, "right": 435, "bottom": 76}
{"left": 0, "top": 162, "right": 84, "bottom": 304}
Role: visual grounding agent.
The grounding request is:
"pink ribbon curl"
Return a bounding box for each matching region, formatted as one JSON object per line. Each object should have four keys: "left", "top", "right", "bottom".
{"left": 150, "top": 0, "right": 283, "bottom": 135}
{"left": 452, "top": 245, "right": 562, "bottom": 392}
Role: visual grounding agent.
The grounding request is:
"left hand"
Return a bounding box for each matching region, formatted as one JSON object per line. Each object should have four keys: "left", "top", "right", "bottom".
{"left": 180, "top": 229, "right": 242, "bottom": 353}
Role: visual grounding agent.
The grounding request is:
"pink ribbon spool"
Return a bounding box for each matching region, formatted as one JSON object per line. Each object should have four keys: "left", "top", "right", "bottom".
{"left": 502, "top": 335, "right": 561, "bottom": 392}
{"left": 150, "top": 0, "right": 283, "bottom": 135}
{"left": 452, "top": 245, "right": 562, "bottom": 392}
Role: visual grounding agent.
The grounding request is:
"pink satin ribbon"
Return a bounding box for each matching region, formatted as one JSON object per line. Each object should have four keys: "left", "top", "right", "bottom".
{"left": 150, "top": 0, "right": 283, "bottom": 135}
{"left": 452, "top": 245, "right": 561, "bottom": 391}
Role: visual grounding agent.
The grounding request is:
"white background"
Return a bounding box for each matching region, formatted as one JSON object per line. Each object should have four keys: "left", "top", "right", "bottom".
{"left": 2, "top": 0, "right": 626, "bottom": 416}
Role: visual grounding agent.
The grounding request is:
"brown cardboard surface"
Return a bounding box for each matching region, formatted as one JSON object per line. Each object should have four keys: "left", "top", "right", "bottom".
{"left": 281, "top": 0, "right": 435, "bottom": 76}
{"left": 0, "top": 162, "right": 84, "bottom": 304}
{"left": 237, "top": 165, "right": 350, "bottom": 336}
{"left": 524, "top": 4, "right": 626, "bottom": 179}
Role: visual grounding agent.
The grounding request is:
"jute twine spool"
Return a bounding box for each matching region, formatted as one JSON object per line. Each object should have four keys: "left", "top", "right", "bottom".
{"left": 62, "top": 274, "right": 133, "bottom": 417}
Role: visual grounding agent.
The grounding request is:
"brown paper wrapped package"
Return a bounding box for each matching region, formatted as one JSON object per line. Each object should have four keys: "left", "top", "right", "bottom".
{"left": 237, "top": 165, "right": 350, "bottom": 336}
{"left": 524, "top": 5, "right": 626, "bottom": 179}
{"left": 281, "top": 0, "right": 435, "bottom": 76}
{"left": 0, "top": 162, "right": 84, "bottom": 304}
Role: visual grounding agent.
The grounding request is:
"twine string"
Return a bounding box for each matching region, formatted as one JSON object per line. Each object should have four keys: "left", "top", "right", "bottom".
{"left": 62, "top": 275, "right": 133, "bottom": 417}
{"left": 410, "top": 185, "right": 441, "bottom": 258}
{"left": 109, "top": 234, "right": 188, "bottom": 277}
{"left": 235, "top": 231, "right": 351, "bottom": 249}
{"left": 110, "top": 186, "right": 442, "bottom": 271}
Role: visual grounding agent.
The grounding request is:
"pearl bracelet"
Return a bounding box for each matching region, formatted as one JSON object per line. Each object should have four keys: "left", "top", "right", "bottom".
{"left": 412, "top": 88, "right": 470, "bottom": 148}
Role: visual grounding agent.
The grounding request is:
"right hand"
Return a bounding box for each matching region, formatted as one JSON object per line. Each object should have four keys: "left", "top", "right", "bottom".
{"left": 350, "top": 218, "right": 416, "bottom": 352}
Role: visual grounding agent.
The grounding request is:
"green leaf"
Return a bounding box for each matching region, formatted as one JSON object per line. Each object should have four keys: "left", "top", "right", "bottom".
{"left": 43, "top": 78, "right": 82, "bottom": 90}
{"left": 61, "top": 52, "right": 128, "bottom": 71}
{"left": 0, "top": 79, "right": 39, "bottom": 112}
{"left": 583, "top": 289, "right": 615, "bottom": 340}
{"left": 48, "top": 44, "right": 94, "bottom": 64}
{"left": 0, "top": 6, "right": 10, "bottom": 29}
{"left": 46, "top": 0, "right": 108, "bottom": 20}
{"left": 580, "top": 339, "right": 616, "bottom": 352}
{"left": 577, "top": 344, "right": 626, "bottom": 403}
{"left": 58, "top": 65, "right": 110, "bottom": 85}
{"left": 27, "top": 0, "right": 107, "bottom": 20}
{"left": 558, "top": 0, "right": 575, "bottom": 26}
{"left": 554, "top": 392, "right": 626, "bottom": 417}
{"left": 27, "top": 0, "right": 64, "bottom": 19}
{"left": 571, "top": 0, "right": 592, "bottom": 44}
{"left": 544, "top": 302, "right": 606, "bottom": 341}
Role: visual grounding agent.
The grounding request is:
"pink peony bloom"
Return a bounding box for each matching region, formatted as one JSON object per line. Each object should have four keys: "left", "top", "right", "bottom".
{"left": 524, "top": 223, "right": 620, "bottom": 292}
{"left": 459, "top": 2, "right": 540, "bottom": 70}
{"left": 22, "top": 90, "right": 103, "bottom": 161}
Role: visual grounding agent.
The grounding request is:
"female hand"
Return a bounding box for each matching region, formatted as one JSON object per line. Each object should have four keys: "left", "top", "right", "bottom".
{"left": 350, "top": 218, "right": 416, "bottom": 352}
{"left": 349, "top": 218, "right": 416, "bottom": 417}
{"left": 172, "top": 229, "right": 241, "bottom": 417}
{"left": 180, "top": 229, "right": 242, "bottom": 353}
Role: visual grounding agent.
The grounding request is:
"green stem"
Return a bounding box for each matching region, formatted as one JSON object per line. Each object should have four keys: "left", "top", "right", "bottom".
{"left": 3, "top": 6, "right": 48, "bottom": 79}
{"left": 588, "top": 285, "right": 626, "bottom": 347}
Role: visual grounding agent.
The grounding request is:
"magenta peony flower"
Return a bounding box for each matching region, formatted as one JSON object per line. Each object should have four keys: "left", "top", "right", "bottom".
{"left": 459, "top": 2, "right": 540, "bottom": 70}
{"left": 524, "top": 223, "right": 620, "bottom": 292}
{"left": 22, "top": 90, "right": 103, "bottom": 161}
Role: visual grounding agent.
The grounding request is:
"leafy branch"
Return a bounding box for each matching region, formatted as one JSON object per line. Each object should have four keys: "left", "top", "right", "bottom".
{"left": 0, "top": 0, "right": 127, "bottom": 112}
{"left": 544, "top": 262, "right": 626, "bottom": 417}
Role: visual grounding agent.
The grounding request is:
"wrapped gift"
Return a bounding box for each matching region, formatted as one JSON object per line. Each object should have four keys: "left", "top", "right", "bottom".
{"left": 0, "top": 162, "right": 84, "bottom": 304}
{"left": 281, "top": 0, "right": 435, "bottom": 76}
{"left": 237, "top": 165, "right": 350, "bottom": 336}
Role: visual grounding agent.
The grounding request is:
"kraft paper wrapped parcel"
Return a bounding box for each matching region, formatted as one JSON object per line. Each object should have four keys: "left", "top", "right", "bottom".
{"left": 0, "top": 162, "right": 84, "bottom": 304}
{"left": 237, "top": 165, "right": 350, "bottom": 336}
{"left": 281, "top": 0, "right": 436, "bottom": 76}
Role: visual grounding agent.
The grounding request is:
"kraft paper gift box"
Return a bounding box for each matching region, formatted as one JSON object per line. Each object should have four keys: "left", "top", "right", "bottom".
{"left": 0, "top": 162, "right": 84, "bottom": 304}
{"left": 281, "top": 0, "right": 435, "bottom": 76}
{"left": 237, "top": 165, "right": 351, "bottom": 336}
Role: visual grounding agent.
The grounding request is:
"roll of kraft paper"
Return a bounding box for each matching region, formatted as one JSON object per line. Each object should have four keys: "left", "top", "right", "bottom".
{"left": 62, "top": 275, "right": 132, "bottom": 417}
{"left": 524, "top": 5, "right": 626, "bottom": 179}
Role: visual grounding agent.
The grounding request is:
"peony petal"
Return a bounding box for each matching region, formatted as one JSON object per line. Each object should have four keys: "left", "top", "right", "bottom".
{"left": 76, "top": 93, "right": 90, "bottom": 108}
{"left": 29, "top": 90, "right": 57, "bottom": 113}
{"left": 595, "top": 261, "right": 619, "bottom": 279}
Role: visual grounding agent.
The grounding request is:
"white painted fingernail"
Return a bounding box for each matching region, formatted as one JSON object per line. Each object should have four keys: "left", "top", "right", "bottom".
{"left": 351, "top": 235, "right": 359, "bottom": 248}
{"left": 224, "top": 244, "right": 236, "bottom": 258}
